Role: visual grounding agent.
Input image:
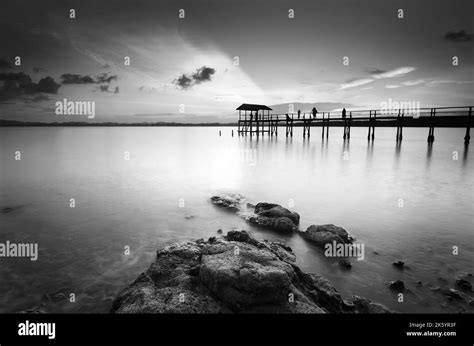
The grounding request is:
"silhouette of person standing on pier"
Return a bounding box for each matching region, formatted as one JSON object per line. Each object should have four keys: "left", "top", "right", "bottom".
{"left": 311, "top": 107, "right": 318, "bottom": 119}
{"left": 298, "top": 109, "right": 301, "bottom": 119}
{"left": 342, "top": 108, "right": 346, "bottom": 119}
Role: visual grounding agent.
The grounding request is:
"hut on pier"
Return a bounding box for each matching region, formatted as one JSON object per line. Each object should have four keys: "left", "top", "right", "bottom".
{"left": 236, "top": 103, "right": 272, "bottom": 135}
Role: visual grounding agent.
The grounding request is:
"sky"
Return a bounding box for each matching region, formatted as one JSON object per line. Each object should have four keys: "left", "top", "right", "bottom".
{"left": 0, "top": 0, "right": 473, "bottom": 123}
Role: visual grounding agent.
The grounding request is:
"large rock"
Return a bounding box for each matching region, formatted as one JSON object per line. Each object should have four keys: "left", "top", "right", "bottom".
{"left": 456, "top": 278, "right": 472, "bottom": 291}
{"left": 210, "top": 195, "right": 244, "bottom": 212}
{"left": 112, "top": 230, "right": 391, "bottom": 314}
{"left": 210, "top": 195, "right": 300, "bottom": 233}
{"left": 245, "top": 214, "right": 298, "bottom": 233}
{"left": 302, "top": 224, "right": 353, "bottom": 247}
{"left": 254, "top": 203, "right": 300, "bottom": 225}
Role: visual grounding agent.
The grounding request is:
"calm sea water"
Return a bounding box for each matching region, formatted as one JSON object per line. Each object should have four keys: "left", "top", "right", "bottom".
{"left": 0, "top": 126, "right": 473, "bottom": 313}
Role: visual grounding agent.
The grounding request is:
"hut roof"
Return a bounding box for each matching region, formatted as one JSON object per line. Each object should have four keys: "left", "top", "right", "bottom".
{"left": 236, "top": 103, "right": 272, "bottom": 111}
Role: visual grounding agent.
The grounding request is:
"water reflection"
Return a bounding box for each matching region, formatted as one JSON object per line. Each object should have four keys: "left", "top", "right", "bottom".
{"left": 394, "top": 140, "right": 402, "bottom": 168}
{"left": 426, "top": 142, "right": 433, "bottom": 167}
{"left": 463, "top": 143, "right": 469, "bottom": 166}
{"left": 320, "top": 137, "right": 328, "bottom": 158}
{"left": 366, "top": 140, "right": 374, "bottom": 163}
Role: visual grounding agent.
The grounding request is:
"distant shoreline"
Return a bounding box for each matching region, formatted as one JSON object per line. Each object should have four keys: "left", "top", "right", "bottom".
{"left": 0, "top": 117, "right": 470, "bottom": 128}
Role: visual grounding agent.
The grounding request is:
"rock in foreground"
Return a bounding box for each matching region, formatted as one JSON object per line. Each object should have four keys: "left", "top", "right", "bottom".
{"left": 112, "top": 230, "right": 391, "bottom": 314}
{"left": 302, "top": 224, "right": 354, "bottom": 247}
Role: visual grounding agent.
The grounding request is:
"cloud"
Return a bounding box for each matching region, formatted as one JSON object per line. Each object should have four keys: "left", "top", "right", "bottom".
{"left": 0, "top": 72, "right": 60, "bottom": 101}
{"left": 444, "top": 30, "right": 473, "bottom": 42}
{"left": 96, "top": 73, "right": 117, "bottom": 84}
{"left": 340, "top": 78, "right": 374, "bottom": 89}
{"left": 61, "top": 73, "right": 117, "bottom": 84}
{"left": 61, "top": 74, "right": 95, "bottom": 84}
{"left": 368, "top": 68, "right": 386, "bottom": 75}
{"left": 402, "top": 79, "right": 425, "bottom": 86}
{"left": 192, "top": 66, "right": 215, "bottom": 83}
{"left": 32, "top": 67, "right": 44, "bottom": 73}
{"left": 0, "top": 57, "right": 12, "bottom": 70}
{"left": 98, "top": 85, "right": 120, "bottom": 93}
{"left": 341, "top": 66, "right": 417, "bottom": 89}
{"left": 385, "top": 84, "right": 400, "bottom": 89}
{"left": 427, "top": 79, "right": 474, "bottom": 86}
{"left": 371, "top": 67, "right": 416, "bottom": 79}
{"left": 173, "top": 66, "right": 216, "bottom": 89}
{"left": 36, "top": 76, "right": 61, "bottom": 93}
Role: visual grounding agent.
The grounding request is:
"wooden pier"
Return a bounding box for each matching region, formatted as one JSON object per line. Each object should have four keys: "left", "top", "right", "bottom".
{"left": 236, "top": 104, "right": 473, "bottom": 144}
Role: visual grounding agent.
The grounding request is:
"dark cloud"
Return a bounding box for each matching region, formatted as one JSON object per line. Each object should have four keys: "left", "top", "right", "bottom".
{"left": 96, "top": 73, "right": 117, "bottom": 84}
{"left": 192, "top": 66, "right": 216, "bottom": 83}
{"left": 32, "top": 67, "right": 44, "bottom": 73}
{"left": 61, "top": 74, "right": 95, "bottom": 84}
{"left": 0, "top": 57, "right": 12, "bottom": 70}
{"left": 444, "top": 30, "right": 473, "bottom": 42}
{"left": 36, "top": 76, "right": 61, "bottom": 93}
{"left": 61, "top": 73, "right": 117, "bottom": 84}
{"left": 368, "top": 69, "right": 386, "bottom": 76}
{"left": 97, "top": 85, "right": 120, "bottom": 93}
{"left": 173, "top": 66, "right": 216, "bottom": 89}
{"left": 174, "top": 74, "right": 193, "bottom": 89}
{"left": 0, "top": 72, "right": 60, "bottom": 101}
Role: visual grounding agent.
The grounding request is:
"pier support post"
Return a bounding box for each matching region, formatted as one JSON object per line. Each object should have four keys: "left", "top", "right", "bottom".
{"left": 322, "top": 113, "right": 325, "bottom": 139}
{"left": 367, "top": 111, "right": 372, "bottom": 140}
{"left": 396, "top": 109, "right": 404, "bottom": 141}
{"left": 347, "top": 113, "right": 351, "bottom": 139}
{"left": 372, "top": 111, "right": 376, "bottom": 140}
{"left": 285, "top": 115, "right": 293, "bottom": 137}
{"left": 465, "top": 106, "right": 472, "bottom": 144}
{"left": 303, "top": 117, "right": 311, "bottom": 138}
{"left": 343, "top": 113, "right": 352, "bottom": 139}
{"left": 343, "top": 117, "right": 347, "bottom": 139}
{"left": 275, "top": 115, "right": 278, "bottom": 136}
{"left": 367, "top": 111, "right": 376, "bottom": 140}
{"left": 326, "top": 113, "right": 330, "bottom": 139}
{"left": 427, "top": 108, "right": 435, "bottom": 143}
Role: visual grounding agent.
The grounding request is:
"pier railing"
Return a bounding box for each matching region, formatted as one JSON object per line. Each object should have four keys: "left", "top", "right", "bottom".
{"left": 237, "top": 106, "right": 472, "bottom": 143}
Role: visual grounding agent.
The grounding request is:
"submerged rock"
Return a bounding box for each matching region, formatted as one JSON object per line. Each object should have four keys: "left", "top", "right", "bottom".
{"left": 389, "top": 280, "right": 405, "bottom": 292}
{"left": 338, "top": 259, "right": 352, "bottom": 270}
{"left": 1, "top": 205, "right": 22, "bottom": 214}
{"left": 445, "top": 289, "right": 464, "bottom": 300}
{"left": 302, "top": 224, "right": 353, "bottom": 247}
{"left": 392, "top": 261, "right": 405, "bottom": 269}
{"left": 18, "top": 304, "right": 47, "bottom": 314}
{"left": 455, "top": 278, "right": 472, "bottom": 291}
{"left": 112, "top": 230, "right": 391, "bottom": 314}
